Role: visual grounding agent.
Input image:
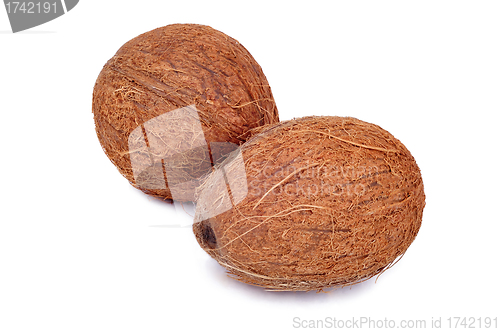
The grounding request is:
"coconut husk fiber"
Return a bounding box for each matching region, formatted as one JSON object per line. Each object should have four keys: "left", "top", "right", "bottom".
{"left": 193, "top": 116, "right": 425, "bottom": 291}
{"left": 92, "top": 24, "right": 279, "bottom": 201}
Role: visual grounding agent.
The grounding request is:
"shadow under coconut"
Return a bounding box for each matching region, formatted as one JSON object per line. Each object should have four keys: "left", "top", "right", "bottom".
{"left": 202, "top": 257, "right": 384, "bottom": 302}
{"left": 126, "top": 183, "right": 200, "bottom": 228}
{"left": 128, "top": 184, "right": 174, "bottom": 205}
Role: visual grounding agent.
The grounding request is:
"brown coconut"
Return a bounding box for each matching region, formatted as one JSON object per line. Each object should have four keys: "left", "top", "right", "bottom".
{"left": 193, "top": 116, "right": 425, "bottom": 291}
{"left": 92, "top": 24, "right": 279, "bottom": 201}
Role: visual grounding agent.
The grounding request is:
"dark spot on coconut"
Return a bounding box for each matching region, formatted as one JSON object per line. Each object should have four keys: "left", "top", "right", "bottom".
{"left": 200, "top": 220, "right": 217, "bottom": 249}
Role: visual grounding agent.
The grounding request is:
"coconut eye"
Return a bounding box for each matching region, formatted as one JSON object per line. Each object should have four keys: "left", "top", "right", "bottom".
{"left": 200, "top": 220, "right": 217, "bottom": 250}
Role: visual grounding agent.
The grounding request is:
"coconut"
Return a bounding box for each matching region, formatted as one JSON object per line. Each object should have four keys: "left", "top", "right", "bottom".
{"left": 92, "top": 24, "right": 279, "bottom": 201}
{"left": 193, "top": 116, "right": 425, "bottom": 291}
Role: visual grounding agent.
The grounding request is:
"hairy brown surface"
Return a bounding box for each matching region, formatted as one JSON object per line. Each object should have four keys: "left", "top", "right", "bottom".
{"left": 93, "top": 24, "right": 279, "bottom": 201}
{"left": 193, "top": 116, "right": 425, "bottom": 291}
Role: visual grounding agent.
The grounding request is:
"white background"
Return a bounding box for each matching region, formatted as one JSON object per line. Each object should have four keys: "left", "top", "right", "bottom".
{"left": 1, "top": 1, "right": 499, "bottom": 331}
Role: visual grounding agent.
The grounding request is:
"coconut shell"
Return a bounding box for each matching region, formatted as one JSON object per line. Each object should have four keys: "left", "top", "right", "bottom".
{"left": 193, "top": 116, "right": 425, "bottom": 291}
{"left": 92, "top": 24, "right": 279, "bottom": 201}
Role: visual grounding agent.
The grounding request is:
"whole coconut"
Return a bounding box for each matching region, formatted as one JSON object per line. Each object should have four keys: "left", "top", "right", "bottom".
{"left": 93, "top": 24, "right": 279, "bottom": 201}
{"left": 193, "top": 116, "right": 425, "bottom": 291}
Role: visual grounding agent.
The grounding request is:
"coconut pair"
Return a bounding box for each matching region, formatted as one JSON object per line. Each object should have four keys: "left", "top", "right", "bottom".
{"left": 93, "top": 24, "right": 425, "bottom": 291}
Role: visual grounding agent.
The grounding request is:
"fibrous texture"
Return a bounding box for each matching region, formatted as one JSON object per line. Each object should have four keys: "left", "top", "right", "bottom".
{"left": 193, "top": 116, "right": 425, "bottom": 291}
{"left": 93, "top": 24, "right": 279, "bottom": 201}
